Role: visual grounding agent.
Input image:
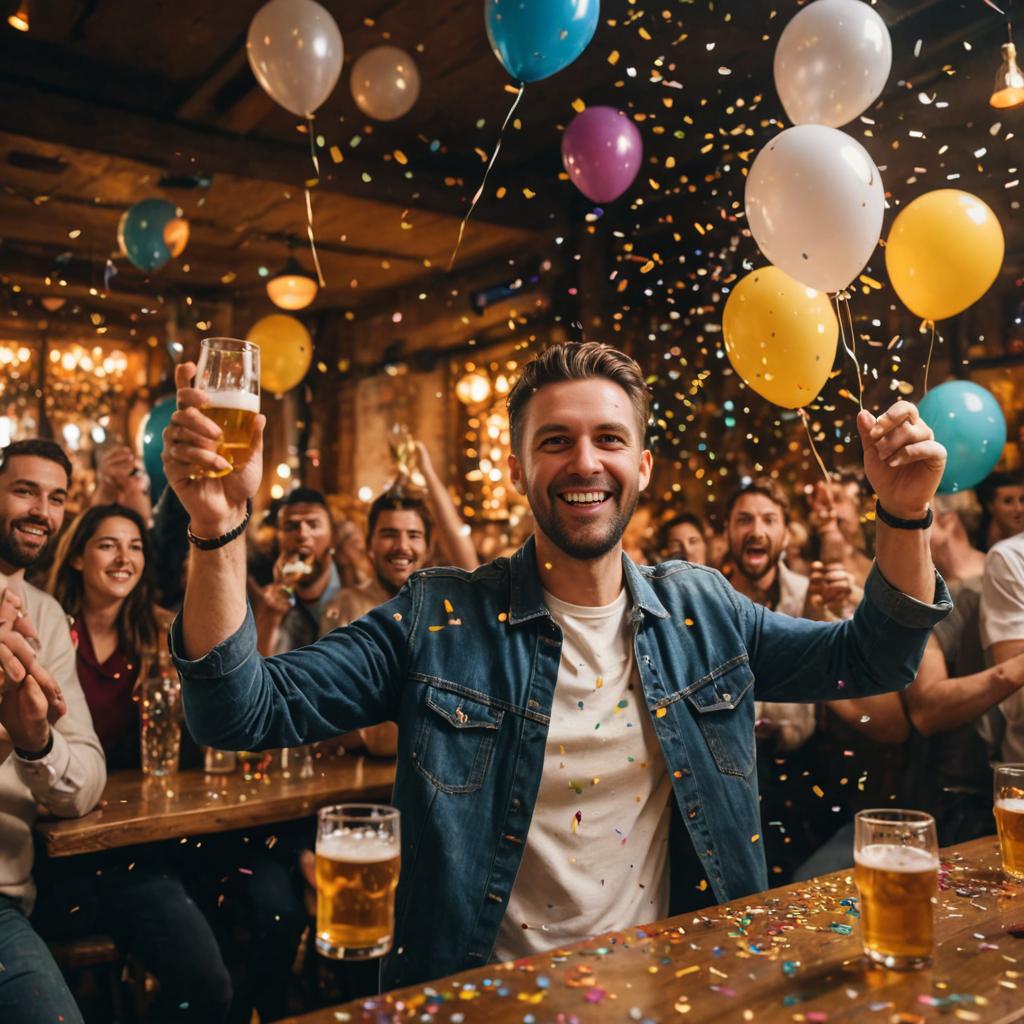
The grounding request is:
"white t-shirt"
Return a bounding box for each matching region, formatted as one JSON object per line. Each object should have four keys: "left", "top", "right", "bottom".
{"left": 493, "top": 587, "right": 672, "bottom": 962}
{"left": 980, "top": 533, "right": 1024, "bottom": 762}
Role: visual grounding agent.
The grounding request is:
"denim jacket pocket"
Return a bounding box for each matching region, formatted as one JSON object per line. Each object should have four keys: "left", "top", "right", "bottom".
{"left": 411, "top": 682, "right": 505, "bottom": 795}
{"left": 684, "top": 657, "right": 755, "bottom": 777}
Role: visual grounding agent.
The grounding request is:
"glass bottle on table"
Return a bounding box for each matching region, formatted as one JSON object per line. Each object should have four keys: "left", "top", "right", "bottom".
{"left": 139, "top": 655, "right": 182, "bottom": 777}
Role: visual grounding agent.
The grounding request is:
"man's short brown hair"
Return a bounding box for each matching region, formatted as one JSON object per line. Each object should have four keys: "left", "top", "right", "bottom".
{"left": 506, "top": 341, "right": 652, "bottom": 453}
{"left": 726, "top": 477, "right": 790, "bottom": 522}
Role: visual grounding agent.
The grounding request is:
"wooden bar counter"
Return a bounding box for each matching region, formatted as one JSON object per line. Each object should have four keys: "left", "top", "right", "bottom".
{"left": 36, "top": 754, "right": 396, "bottom": 857}
{"left": 283, "top": 836, "right": 1024, "bottom": 1023}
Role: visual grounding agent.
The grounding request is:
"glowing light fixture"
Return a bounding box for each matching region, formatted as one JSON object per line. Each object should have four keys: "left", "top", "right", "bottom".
{"left": 266, "top": 244, "right": 318, "bottom": 310}
{"left": 7, "top": 1, "right": 29, "bottom": 32}
{"left": 456, "top": 372, "right": 492, "bottom": 406}
{"left": 991, "top": 40, "right": 1024, "bottom": 109}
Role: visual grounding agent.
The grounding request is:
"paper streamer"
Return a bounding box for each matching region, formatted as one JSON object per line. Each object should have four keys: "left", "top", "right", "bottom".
{"left": 834, "top": 293, "right": 864, "bottom": 411}
{"left": 448, "top": 83, "right": 526, "bottom": 272}
{"left": 305, "top": 117, "right": 326, "bottom": 288}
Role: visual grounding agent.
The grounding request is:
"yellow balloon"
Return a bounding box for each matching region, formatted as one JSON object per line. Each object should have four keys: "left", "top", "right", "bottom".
{"left": 723, "top": 265, "right": 838, "bottom": 409}
{"left": 885, "top": 189, "right": 1004, "bottom": 321}
{"left": 246, "top": 314, "right": 313, "bottom": 396}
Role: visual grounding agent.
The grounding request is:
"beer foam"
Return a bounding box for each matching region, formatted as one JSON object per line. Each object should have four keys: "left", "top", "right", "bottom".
{"left": 997, "top": 797, "right": 1024, "bottom": 813}
{"left": 855, "top": 844, "right": 939, "bottom": 873}
{"left": 205, "top": 390, "right": 260, "bottom": 413}
{"left": 318, "top": 830, "right": 398, "bottom": 864}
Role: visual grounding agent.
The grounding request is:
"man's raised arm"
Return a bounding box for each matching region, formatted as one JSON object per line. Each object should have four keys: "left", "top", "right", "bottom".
{"left": 162, "top": 362, "right": 265, "bottom": 660}
{"left": 856, "top": 401, "right": 946, "bottom": 603}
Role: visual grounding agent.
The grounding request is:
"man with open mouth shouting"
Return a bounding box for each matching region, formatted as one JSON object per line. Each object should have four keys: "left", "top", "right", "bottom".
{"left": 164, "top": 341, "right": 951, "bottom": 992}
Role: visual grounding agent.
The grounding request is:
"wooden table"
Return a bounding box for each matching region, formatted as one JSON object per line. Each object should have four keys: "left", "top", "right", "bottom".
{"left": 282, "top": 836, "right": 1024, "bottom": 1024}
{"left": 36, "top": 754, "right": 396, "bottom": 857}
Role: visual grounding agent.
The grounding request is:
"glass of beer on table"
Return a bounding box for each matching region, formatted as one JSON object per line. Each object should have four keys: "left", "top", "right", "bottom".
{"left": 193, "top": 338, "right": 260, "bottom": 479}
{"left": 853, "top": 809, "right": 939, "bottom": 970}
{"left": 315, "top": 804, "right": 400, "bottom": 960}
{"left": 994, "top": 764, "right": 1024, "bottom": 880}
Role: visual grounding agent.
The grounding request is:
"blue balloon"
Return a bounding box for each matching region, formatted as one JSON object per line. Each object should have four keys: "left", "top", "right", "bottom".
{"left": 117, "top": 199, "right": 180, "bottom": 273}
{"left": 485, "top": 0, "right": 600, "bottom": 83}
{"left": 140, "top": 394, "right": 176, "bottom": 502}
{"left": 918, "top": 380, "right": 1007, "bottom": 494}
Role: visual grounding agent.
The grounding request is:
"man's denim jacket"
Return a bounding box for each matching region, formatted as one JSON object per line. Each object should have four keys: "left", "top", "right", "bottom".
{"left": 172, "top": 536, "right": 950, "bottom": 991}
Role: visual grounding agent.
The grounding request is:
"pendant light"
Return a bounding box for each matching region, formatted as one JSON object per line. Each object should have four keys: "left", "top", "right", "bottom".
{"left": 266, "top": 241, "right": 318, "bottom": 310}
{"left": 991, "top": 39, "right": 1024, "bottom": 109}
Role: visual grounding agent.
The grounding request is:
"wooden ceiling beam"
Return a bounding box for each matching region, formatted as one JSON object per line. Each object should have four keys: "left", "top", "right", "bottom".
{"left": 0, "top": 77, "right": 552, "bottom": 232}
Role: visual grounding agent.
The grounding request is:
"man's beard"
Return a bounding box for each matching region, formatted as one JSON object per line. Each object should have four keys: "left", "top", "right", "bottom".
{"left": 0, "top": 517, "right": 53, "bottom": 569}
{"left": 532, "top": 484, "right": 638, "bottom": 560}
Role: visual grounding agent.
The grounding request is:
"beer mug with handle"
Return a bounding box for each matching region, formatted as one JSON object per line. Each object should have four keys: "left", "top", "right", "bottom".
{"left": 994, "top": 764, "right": 1024, "bottom": 880}
{"left": 854, "top": 809, "right": 939, "bottom": 970}
{"left": 315, "top": 804, "right": 401, "bottom": 960}
{"left": 192, "top": 338, "right": 260, "bottom": 479}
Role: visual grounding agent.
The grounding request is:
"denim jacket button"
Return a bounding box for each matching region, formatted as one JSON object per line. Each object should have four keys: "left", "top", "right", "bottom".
{"left": 510, "top": 798, "right": 521, "bottom": 811}
{"left": 723, "top": 693, "right": 732, "bottom": 702}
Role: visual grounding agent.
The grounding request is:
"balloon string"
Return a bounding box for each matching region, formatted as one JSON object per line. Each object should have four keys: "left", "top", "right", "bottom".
{"left": 922, "top": 319, "right": 936, "bottom": 396}
{"left": 305, "top": 116, "right": 326, "bottom": 287}
{"left": 448, "top": 83, "right": 526, "bottom": 272}
{"left": 834, "top": 293, "right": 864, "bottom": 411}
{"left": 799, "top": 408, "right": 835, "bottom": 500}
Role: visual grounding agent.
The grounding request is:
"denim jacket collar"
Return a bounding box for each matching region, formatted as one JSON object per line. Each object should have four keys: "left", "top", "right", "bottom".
{"left": 508, "top": 535, "right": 671, "bottom": 624}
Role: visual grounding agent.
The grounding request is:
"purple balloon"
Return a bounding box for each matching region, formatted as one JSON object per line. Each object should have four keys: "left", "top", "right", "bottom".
{"left": 562, "top": 107, "right": 643, "bottom": 204}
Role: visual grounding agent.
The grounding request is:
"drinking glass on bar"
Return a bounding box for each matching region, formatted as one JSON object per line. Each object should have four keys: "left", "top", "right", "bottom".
{"left": 315, "top": 804, "right": 400, "bottom": 960}
{"left": 192, "top": 338, "right": 260, "bottom": 479}
{"left": 994, "top": 763, "right": 1024, "bottom": 879}
{"left": 139, "top": 669, "right": 182, "bottom": 777}
{"left": 853, "top": 808, "right": 939, "bottom": 970}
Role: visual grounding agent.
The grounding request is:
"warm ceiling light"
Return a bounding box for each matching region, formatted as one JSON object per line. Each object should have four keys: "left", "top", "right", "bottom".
{"left": 7, "top": 1, "right": 29, "bottom": 31}
{"left": 41, "top": 296, "right": 66, "bottom": 312}
{"left": 991, "top": 41, "right": 1024, "bottom": 109}
{"left": 266, "top": 254, "right": 318, "bottom": 310}
{"left": 456, "top": 372, "right": 492, "bottom": 406}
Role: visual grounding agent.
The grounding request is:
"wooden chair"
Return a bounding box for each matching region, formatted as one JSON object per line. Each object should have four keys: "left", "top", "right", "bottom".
{"left": 48, "top": 934, "right": 136, "bottom": 1023}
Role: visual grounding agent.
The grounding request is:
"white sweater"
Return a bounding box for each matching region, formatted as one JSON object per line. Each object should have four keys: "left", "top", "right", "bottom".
{"left": 0, "top": 580, "right": 106, "bottom": 913}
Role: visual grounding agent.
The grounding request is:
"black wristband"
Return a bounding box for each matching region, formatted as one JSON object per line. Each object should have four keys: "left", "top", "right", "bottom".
{"left": 15, "top": 729, "right": 54, "bottom": 761}
{"left": 875, "top": 500, "right": 933, "bottom": 530}
{"left": 187, "top": 499, "right": 253, "bottom": 551}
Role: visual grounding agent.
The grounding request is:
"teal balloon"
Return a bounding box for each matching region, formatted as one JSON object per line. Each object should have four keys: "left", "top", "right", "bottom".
{"left": 485, "top": 0, "right": 599, "bottom": 83}
{"left": 117, "top": 199, "right": 179, "bottom": 273}
{"left": 140, "top": 395, "right": 176, "bottom": 501}
{"left": 918, "top": 380, "right": 1006, "bottom": 494}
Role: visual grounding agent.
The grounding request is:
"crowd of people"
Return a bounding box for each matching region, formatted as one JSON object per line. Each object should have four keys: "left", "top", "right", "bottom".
{"left": 1, "top": 339, "right": 1023, "bottom": 1021}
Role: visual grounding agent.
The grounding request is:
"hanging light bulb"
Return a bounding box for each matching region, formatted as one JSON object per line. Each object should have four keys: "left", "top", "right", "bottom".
{"left": 266, "top": 243, "right": 318, "bottom": 310}
{"left": 456, "top": 372, "right": 492, "bottom": 406}
{"left": 991, "top": 40, "right": 1024, "bottom": 109}
{"left": 7, "top": 1, "right": 30, "bottom": 32}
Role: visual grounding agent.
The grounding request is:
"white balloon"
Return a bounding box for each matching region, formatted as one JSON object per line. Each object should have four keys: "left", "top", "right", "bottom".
{"left": 351, "top": 46, "right": 421, "bottom": 121}
{"left": 247, "top": 0, "right": 344, "bottom": 118}
{"left": 745, "top": 125, "right": 884, "bottom": 294}
{"left": 774, "top": 0, "right": 892, "bottom": 128}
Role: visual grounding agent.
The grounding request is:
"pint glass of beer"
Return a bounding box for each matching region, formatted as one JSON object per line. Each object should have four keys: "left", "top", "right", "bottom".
{"left": 853, "top": 809, "right": 939, "bottom": 970}
{"left": 315, "top": 804, "right": 400, "bottom": 960}
{"left": 193, "top": 338, "right": 260, "bottom": 479}
{"left": 994, "top": 764, "right": 1024, "bottom": 879}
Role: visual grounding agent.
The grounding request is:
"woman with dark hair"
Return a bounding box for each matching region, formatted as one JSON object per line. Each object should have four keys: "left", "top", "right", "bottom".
{"left": 33, "top": 504, "right": 233, "bottom": 1022}
{"left": 975, "top": 471, "right": 1024, "bottom": 552}
{"left": 48, "top": 504, "right": 165, "bottom": 769}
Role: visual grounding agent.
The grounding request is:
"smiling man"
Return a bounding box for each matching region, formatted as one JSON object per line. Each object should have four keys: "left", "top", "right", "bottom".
{"left": 0, "top": 439, "right": 106, "bottom": 1024}
{"left": 162, "top": 341, "right": 951, "bottom": 991}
